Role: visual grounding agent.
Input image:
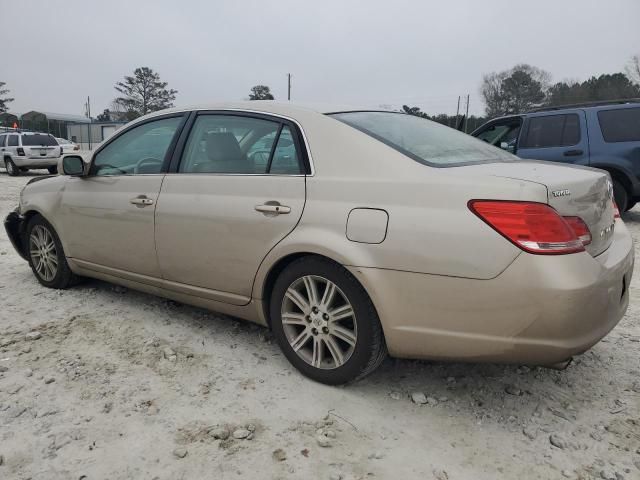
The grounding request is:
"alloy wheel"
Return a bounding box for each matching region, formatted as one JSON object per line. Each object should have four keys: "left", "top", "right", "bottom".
{"left": 29, "top": 225, "right": 58, "bottom": 282}
{"left": 281, "top": 275, "right": 357, "bottom": 369}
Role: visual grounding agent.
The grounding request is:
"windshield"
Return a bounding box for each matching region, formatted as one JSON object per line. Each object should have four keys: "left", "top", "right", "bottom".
{"left": 330, "top": 111, "right": 515, "bottom": 166}
{"left": 21, "top": 134, "right": 58, "bottom": 146}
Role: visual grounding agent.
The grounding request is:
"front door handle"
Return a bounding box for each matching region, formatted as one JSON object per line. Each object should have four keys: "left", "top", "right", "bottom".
{"left": 130, "top": 195, "right": 154, "bottom": 207}
{"left": 563, "top": 149, "right": 583, "bottom": 157}
{"left": 255, "top": 203, "right": 291, "bottom": 215}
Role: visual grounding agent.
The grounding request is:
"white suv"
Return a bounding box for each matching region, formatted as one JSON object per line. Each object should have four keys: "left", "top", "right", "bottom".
{"left": 0, "top": 131, "right": 62, "bottom": 176}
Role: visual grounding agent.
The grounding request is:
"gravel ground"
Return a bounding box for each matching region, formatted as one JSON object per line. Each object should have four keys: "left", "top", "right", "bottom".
{"left": 1, "top": 171, "right": 639, "bottom": 480}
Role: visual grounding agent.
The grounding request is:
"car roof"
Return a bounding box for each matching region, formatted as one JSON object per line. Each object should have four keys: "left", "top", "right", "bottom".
{"left": 139, "top": 101, "right": 394, "bottom": 121}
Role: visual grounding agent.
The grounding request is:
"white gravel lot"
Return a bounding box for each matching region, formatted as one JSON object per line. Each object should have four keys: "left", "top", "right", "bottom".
{"left": 0, "top": 171, "right": 639, "bottom": 480}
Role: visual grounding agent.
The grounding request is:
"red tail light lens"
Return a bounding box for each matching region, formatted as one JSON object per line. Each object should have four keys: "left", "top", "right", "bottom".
{"left": 17, "top": 147, "right": 25, "bottom": 156}
{"left": 613, "top": 201, "right": 620, "bottom": 219}
{"left": 469, "top": 200, "right": 585, "bottom": 255}
{"left": 563, "top": 216, "right": 592, "bottom": 246}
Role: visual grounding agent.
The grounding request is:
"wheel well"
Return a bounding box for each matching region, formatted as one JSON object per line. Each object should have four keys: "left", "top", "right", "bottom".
{"left": 260, "top": 252, "right": 342, "bottom": 328}
{"left": 600, "top": 167, "right": 632, "bottom": 196}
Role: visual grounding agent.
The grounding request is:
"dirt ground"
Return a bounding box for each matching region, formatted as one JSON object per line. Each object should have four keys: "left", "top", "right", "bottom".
{"left": 1, "top": 171, "right": 639, "bottom": 480}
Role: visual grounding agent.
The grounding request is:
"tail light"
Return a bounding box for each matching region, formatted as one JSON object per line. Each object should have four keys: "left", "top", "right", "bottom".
{"left": 563, "top": 216, "right": 592, "bottom": 246}
{"left": 468, "top": 200, "right": 585, "bottom": 255}
{"left": 73, "top": 145, "right": 79, "bottom": 151}
{"left": 613, "top": 201, "right": 620, "bottom": 219}
{"left": 17, "top": 147, "right": 25, "bottom": 156}
{"left": 60, "top": 147, "right": 63, "bottom": 156}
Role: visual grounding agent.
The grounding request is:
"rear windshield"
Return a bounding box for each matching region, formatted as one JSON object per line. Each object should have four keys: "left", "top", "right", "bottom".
{"left": 21, "top": 134, "right": 58, "bottom": 146}
{"left": 330, "top": 111, "right": 514, "bottom": 166}
{"left": 597, "top": 108, "right": 640, "bottom": 143}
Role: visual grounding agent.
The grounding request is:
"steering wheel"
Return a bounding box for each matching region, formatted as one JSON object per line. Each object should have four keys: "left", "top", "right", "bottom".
{"left": 134, "top": 157, "right": 163, "bottom": 174}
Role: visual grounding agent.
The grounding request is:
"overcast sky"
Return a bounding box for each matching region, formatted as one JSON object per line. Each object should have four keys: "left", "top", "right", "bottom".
{"left": 3, "top": 0, "right": 639, "bottom": 116}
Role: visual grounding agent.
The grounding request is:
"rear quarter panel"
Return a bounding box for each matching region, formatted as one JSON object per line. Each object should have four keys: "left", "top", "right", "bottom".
{"left": 253, "top": 115, "right": 549, "bottom": 299}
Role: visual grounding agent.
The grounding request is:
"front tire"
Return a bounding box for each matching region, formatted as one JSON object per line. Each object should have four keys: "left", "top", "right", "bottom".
{"left": 270, "top": 256, "right": 387, "bottom": 385}
{"left": 5, "top": 158, "right": 19, "bottom": 176}
{"left": 26, "top": 215, "right": 78, "bottom": 289}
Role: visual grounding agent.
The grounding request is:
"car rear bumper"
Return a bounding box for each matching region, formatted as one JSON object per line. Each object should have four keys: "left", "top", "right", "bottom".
{"left": 13, "top": 157, "right": 59, "bottom": 168}
{"left": 4, "top": 210, "right": 28, "bottom": 261}
{"left": 348, "top": 219, "right": 634, "bottom": 365}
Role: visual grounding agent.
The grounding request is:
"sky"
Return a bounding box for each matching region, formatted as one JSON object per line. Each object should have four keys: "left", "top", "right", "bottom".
{"left": 2, "top": 0, "right": 639, "bottom": 117}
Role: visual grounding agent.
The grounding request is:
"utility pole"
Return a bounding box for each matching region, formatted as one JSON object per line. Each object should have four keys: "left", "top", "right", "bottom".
{"left": 287, "top": 73, "right": 291, "bottom": 101}
{"left": 464, "top": 94, "right": 470, "bottom": 133}
{"left": 455, "top": 96, "right": 461, "bottom": 128}
{"left": 86, "top": 96, "right": 92, "bottom": 151}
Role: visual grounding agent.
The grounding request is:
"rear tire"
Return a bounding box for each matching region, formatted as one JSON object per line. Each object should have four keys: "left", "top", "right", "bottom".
{"left": 612, "top": 179, "right": 629, "bottom": 212}
{"left": 5, "top": 158, "right": 19, "bottom": 176}
{"left": 270, "top": 256, "right": 387, "bottom": 385}
{"left": 26, "top": 215, "right": 78, "bottom": 289}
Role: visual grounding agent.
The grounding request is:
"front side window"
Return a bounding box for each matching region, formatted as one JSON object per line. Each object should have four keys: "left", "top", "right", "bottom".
{"left": 92, "top": 116, "right": 183, "bottom": 176}
{"left": 331, "top": 111, "right": 513, "bottom": 166}
{"left": 598, "top": 108, "right": 640, "bottom": 143}
{"left": 475, "top": 120, "right": 522, "bottom": 153}
{"left": 8, "top": 135, "right": 18, "bottom": 146}
{"left": 179, "top": 114, "right": 303, "bottom": 174}
{"left": 520, "top": 114, "right": 580, "bottom": 148}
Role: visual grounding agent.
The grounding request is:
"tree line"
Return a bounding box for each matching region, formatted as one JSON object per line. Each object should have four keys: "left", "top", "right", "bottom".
{"left": 480, "top": 56, "right": 640, "bottom": 119}
{"left": 402, "top": 54, "right": 640, "bottom": 129}
{"left": 1, "top": 53, "right": 638, "bottom": 125}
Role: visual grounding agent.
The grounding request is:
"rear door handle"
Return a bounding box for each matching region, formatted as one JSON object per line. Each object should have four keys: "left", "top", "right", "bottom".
{"left": 130, "top": 196, "right": 154, "bottom": 207}
{"left": 255, "top": 203, "right": 291, "bottom": 215}
{"left": 563, "top": 149, "right": 583, "bottom": 157}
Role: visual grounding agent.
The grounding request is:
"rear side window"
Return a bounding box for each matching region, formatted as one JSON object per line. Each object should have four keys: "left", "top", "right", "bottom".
{"left": 179, "top": 114, "right": 303, "bottom": 174}
{"left": 331, "top": 111, "right": 513, "bottom": 166}
{"left": 8, "top": 135, "right": 18, "bottom": 146}
{"left": 520, "top": 114, "right": 580, "bottom": 148}
{"left": 0, "top": 135, "right": 5, "bottom": 146}
{"left": 598, "top": 108, "right": 640, "bottom": 142}
{"left": 21, "top": 134, "right": 58, "bottom": 146}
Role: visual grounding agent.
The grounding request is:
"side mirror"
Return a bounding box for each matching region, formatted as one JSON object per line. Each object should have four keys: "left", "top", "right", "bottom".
{"left": 62, "top": 155, "right": 86, "bottom": 176}
{"left": 500, "top": 142, "right": 516, "bottom": 153}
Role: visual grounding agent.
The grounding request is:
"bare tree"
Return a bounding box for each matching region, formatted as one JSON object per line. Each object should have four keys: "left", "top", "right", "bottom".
{"left": 626, "top": 54, "right": 640, "bottom": 86}
{"left": 481, "top": 64, "right": 551, "bottom": 118}
{"left": 0, "top": 81, "right": 14, "bottom": 113}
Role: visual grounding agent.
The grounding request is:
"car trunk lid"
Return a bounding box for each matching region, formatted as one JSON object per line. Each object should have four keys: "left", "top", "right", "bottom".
{"left": 459, "top": 160, "right": 616, "bottom": 256}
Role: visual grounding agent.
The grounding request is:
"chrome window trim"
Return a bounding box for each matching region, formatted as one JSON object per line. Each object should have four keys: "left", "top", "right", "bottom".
{"left": 85, "top": 108, "right": 315, "bottom": 177}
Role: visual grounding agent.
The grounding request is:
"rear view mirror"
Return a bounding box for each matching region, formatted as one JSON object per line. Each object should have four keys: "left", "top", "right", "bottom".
{"left": 62, "top": 155, "right": 85, "bottom": 176}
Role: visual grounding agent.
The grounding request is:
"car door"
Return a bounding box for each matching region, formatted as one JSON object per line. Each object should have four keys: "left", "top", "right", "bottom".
{"left": 154, "top": 112, "right": 308, "bottom": 305}
{"left": 516, "top": 110, "right": 589, "bottom": 165}
{"left": 59, "top": 114, "right": 186, "bottom": 280}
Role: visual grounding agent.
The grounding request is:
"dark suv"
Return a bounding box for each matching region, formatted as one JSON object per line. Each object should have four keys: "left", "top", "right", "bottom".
{"left": 471, "top": 100, "right": 640, "bottom": 211}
